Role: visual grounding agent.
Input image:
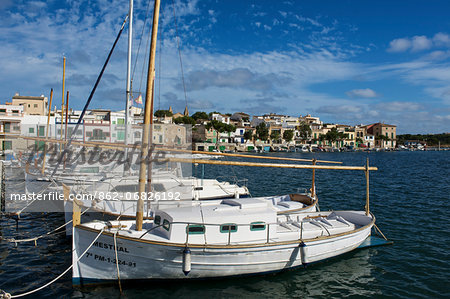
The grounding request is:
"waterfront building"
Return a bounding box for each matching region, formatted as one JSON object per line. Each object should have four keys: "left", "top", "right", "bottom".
{"left": 11, "top": 93, "right": 48, "bottom": 116}
{"left": 0, "top": 104, "right": 24, "bottom": 150}
{"left": 366, "top": 123, "right": 397, "bottom": 149}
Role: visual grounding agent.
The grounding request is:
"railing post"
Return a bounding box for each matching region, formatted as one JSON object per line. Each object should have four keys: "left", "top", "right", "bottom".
{"left": 365, "top": 158, "right": 370, "bottom": 216}
{"left": 228, "top": 227, "right": 231, "bottom": 245}
{"left": 266, "top": 224, "right": 270, "bottom": 243}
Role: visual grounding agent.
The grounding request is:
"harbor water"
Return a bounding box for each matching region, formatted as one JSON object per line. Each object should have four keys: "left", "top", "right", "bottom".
{"left": 0, "top": 151, "right": 449, "bottom": 298}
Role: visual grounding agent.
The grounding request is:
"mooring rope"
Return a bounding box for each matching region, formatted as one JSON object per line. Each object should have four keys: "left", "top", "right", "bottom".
{"left": 374, "top": 223, "right": 388, "bottom": 241}
{"left": 0, "top": 206, "right": 92, "bottom": 246}
{"left": 0, "top": 227, "right": 105, "bottom": 298}
{"left": 113, "top": 231, "right": 123, "bottom": 294}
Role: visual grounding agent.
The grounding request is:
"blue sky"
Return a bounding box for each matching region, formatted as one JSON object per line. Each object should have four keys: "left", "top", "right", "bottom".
{"left": 1, "top": 0, "right": 449, "bottom": 134}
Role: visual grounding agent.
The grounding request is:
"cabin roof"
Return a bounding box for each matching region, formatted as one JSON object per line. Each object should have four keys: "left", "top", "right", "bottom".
{"left": 158, "top": 198, "right": 276, "bottom": 224}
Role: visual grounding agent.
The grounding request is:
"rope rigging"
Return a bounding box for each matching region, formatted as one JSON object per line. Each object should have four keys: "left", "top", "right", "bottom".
{"left": 171, "top": 0, "right": 188, "bottom": 108}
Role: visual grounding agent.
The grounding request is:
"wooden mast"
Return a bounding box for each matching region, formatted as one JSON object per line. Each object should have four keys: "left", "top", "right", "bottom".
{"left": 41, "top": 88, "right": 53, "bottom": 175}
{"left": 61, "top": 57, "right": 66, "bottom": 150}
{"left": 64, "top": 90, "right": 69, "bottom": 169}
{"left": 365, "top": 157, "right": 370, "bottom": 215}
{"left": 136, "top": 0, "right": 160, "bottom": 231}
{"left": 311, "top": 158, "right": 316, "bottom": 198}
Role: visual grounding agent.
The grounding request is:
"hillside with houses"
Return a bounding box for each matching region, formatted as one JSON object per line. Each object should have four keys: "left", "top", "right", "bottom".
{"left": 0, "top": 93, "right": 401, "bottom": 153}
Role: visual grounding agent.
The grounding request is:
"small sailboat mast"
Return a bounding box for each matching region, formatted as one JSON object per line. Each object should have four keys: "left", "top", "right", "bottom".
{"left": 136, "top": 0, "right": 161, "bottom": 231}
{"left": 61, "top": 57, "right": 66, "bottom": 150}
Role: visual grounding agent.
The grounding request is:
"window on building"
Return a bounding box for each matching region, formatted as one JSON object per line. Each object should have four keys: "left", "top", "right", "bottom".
{"left": 117, "top": 131, "right": 125, "bottom": 141}
{"left": 3, "top": 141, "right": 12, "bottom": 150}
{"left": 34, "top": 104, "right": 38, "bottom": 108}
{"left": 29, "top": 128, "right": 34, "bottom": 134}
{"left": 391, "top": 133, "right": 394, "bottom": 138}
{"left": 93, "top": 129, "right": 104, "bottom": 140}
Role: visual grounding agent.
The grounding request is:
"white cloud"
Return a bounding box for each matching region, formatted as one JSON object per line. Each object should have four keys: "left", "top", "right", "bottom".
{"left": 433, "top": 32, "right": 450, "bottom": 47}
{"left": 375, "top": 101, "right": 423, "bottom": 112}
{"left": 388, "top": 33, "right": 450, "bottom": 53}
{"left": 411, "top": 35, "right": 432, "bottom": 52}
{"left": 346, "top": 88, "right": 378, "bottom": 98}
{"left": 387, "top": 38, "right": 411, "bottom": 52}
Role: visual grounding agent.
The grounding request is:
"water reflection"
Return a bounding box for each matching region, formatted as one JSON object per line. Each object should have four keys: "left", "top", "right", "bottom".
{"left": 76, "top": 249, "right": 380, "bottom": 298}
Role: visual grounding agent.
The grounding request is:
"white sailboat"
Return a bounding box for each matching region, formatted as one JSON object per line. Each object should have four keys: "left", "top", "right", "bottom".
{"left": 72, "top": 197, "right": 374, "bottom": 282}
{"left": 72, "top": 0, "right": 380, "bottom": 284}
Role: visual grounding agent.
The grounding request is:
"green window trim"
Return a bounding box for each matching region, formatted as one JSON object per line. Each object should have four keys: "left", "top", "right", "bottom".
{"left": 29, "top": 128, "right": 34, "bottom": 133}
{"left": 154, "top": 215, "right": 161, "bottom": 225}
{"left": 186, "top": 224, "right": 205, "bottom": 234}
{"left": 163, "top": 219, "right": 170, "bottom": 231}
{"left": 220, "top": 223, "right": 237, "bottom": 233}
{"left": 250, "top": 222, "right": 266, "bottom": 231}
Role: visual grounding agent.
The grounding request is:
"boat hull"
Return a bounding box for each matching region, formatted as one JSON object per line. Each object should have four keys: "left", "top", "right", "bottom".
{"left": 72, "top": 218, "right": 372, "bottom": 283}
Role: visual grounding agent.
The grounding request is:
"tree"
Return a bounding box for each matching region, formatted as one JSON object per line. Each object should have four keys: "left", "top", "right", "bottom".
{"left": 283, "top": 130, "right": 294, "bottom": 143}
{"left": 325, "top": 127, "right": 339, "bottom": 146}
{"left": 205, "top": 120, "right": 235, "bottom": 143}
{"left": 356, "top": 137, "right": 363, "bottom": 146}
{"left": 173, "top": 116, "right": 196, "bottom": 126}
{"left": 244, "top": 130, "right": 253, "bottom": 141}
{"left": 270, "top": 131, "right": 281, "bottom": 143}
{"left": 255, "top": 123, "right": 269, "bottom": 141}
{"left": 298, "top": 122, "right": 312, "bottom": 141}
{"left": 154, "top": 110, "right": 173, "bottom": 117}
{"left": 318, "top": 134, "right": 326, "bottom": 145}
{"left": 192, "top": 111, "right": 209, "bottom": 121}
{"left": 337, "top": 132, "right": 348, "bottom": 147}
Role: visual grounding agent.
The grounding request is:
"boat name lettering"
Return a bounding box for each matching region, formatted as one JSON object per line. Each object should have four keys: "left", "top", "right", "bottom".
{"left": 93, "top": 241, "right": 129, "bottom": 253}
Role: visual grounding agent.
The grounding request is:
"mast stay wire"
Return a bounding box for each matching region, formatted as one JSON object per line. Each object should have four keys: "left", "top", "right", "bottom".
{"left": 171, "top": 0, "right": 188, "bottom": 108}
{"left": 131, "top": 0, "right": 153, "bottom": 83}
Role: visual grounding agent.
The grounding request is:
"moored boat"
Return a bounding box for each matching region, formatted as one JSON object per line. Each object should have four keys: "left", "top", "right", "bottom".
{"left": 72, "top": 197, "right": 373, "bottom": 283}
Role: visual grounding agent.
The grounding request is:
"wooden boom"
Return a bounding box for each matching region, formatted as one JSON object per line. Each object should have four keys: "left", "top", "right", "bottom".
{"left": 158, "top": 157, "right": 378, "bottom": 171}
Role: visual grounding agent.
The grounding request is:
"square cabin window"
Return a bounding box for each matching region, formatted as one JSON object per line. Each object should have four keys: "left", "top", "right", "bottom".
{"left": 162, "top": 219, "right": 170, "bottom": 231}
{"left": 220, "top": 224, "right": 237, "bottom": 233}
{"left": 250, "top": 222, "right": 266, "bottom": 231}
{"left": 186, "top": 225, "right": 205, "bottom": 235}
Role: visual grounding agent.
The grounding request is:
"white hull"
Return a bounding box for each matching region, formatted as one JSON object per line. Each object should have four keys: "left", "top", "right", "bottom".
{"left": 73, "top": 211, "right": 373, "bottom": 283}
